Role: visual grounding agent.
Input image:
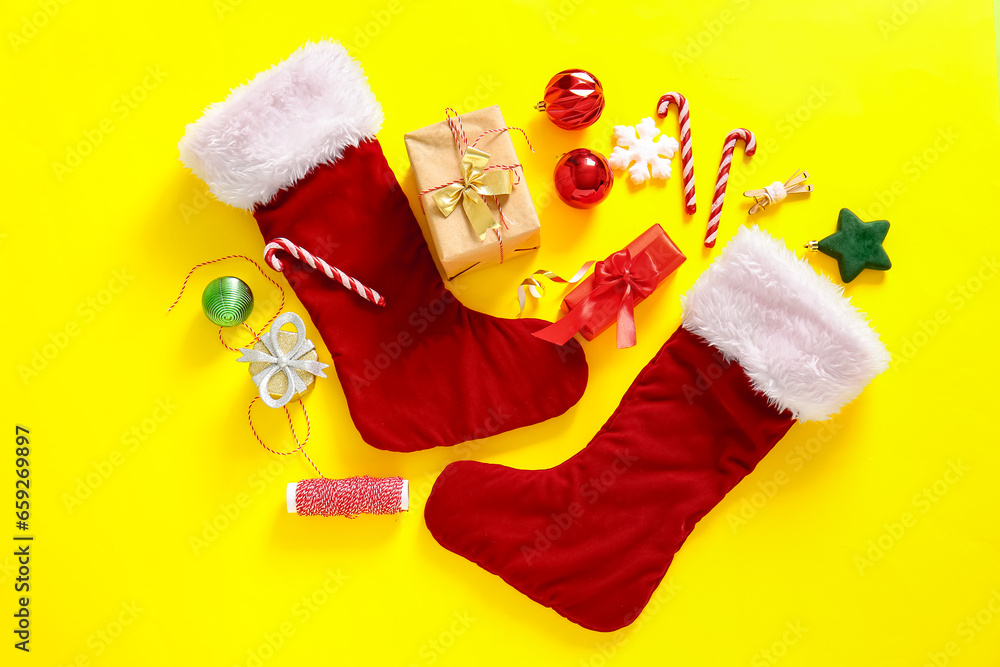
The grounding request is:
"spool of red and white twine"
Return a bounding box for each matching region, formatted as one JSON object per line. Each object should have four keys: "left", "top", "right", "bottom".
{"left": 705, "top": 128, "right": 756, "bottom": 248}
{"left": 656, "top": 92, "right": 696, "bottom": 215}
{"left": 288, "top": 477, "right": 409, "bottom": 517}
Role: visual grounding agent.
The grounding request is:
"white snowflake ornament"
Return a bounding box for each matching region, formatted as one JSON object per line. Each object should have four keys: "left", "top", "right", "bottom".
{"left": 609, "top": 117, "right": 680, "bottom": 184}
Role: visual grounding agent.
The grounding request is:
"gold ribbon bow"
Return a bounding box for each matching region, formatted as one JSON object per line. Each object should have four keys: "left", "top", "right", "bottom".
{"left": 431, "top": 147, "right": 513, "bottom": 240}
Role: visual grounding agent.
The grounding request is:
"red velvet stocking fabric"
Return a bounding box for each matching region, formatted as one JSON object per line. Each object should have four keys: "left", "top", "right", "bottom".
{"left": 253, "top": 140, "right": 589, "bottom": 452}
{"left": 424, "top": 326, "right": 795, "bottom": 631}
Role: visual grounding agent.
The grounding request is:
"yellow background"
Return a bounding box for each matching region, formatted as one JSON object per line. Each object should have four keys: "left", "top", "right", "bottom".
{"left": 4, "top": 1, "right": 1000, "bottom": 665}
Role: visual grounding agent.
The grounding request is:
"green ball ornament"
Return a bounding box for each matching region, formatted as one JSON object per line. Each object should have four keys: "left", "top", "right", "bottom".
{"left": 201, "top": 277, "right": 254, "bottom": 327}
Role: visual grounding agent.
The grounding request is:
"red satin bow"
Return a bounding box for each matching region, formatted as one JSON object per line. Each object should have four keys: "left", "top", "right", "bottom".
{"left": 533, "top": 248, "right": 660, "bottom": 349}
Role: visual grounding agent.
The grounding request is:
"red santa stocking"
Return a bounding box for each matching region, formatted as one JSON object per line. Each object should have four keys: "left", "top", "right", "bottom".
{"left": 178, "top": 41, "right": 588, "bottom": 452}
{"left": 424, "top": 227, "right": 889, "bottom": 631}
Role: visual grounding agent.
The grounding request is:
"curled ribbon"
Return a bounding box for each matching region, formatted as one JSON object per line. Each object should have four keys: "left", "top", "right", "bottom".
{"left": 431, "top": 147, "right": 514, "bottom": 240}
{"left": 517, "top": 261, "right": 596, "bottom": 313}
{"left": 532, "top": 249, "right": 660, "bottom": 349}
{"left": 237, "top": 312, "right": 329, "bottom": 409}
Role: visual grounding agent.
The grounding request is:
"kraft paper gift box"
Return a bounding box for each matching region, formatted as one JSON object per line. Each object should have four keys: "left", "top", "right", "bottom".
{"left": 404, "top": 106, "right": 540, "bottom": 279}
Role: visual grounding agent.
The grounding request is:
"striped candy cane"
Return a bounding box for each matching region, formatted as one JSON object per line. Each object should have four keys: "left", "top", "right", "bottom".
{"left": 264, "top": 238, "right": 386, "bottom": 307}
{"left": 656, "top": 93, "right": 696, "bottom": 215}
{"left": 705, "top": 128, "right": 757, "bottom": 248}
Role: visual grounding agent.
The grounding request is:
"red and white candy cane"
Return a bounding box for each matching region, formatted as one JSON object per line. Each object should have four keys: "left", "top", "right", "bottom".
{"left": 264, "top": 237, "right": 386, "bottom": 307}
{"left": 656, "top": 92, "right": 696, "bottom": 215}
{"left": 705, "top": 128, "right": 757, "bottom": 248}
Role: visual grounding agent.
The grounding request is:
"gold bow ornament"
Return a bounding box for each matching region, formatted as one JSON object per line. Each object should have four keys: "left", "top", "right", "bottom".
{"left": 431, "top": 147, "right": 514, "bottom": 240}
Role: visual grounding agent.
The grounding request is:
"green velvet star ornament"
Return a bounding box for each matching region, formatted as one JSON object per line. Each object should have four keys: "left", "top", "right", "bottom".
{"left": 816, "top": 209, "right": 891, "bottom": 282}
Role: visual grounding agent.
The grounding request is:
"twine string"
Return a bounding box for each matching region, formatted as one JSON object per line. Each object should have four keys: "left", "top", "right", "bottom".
{"left": 166, "top": 254, "right": 286, "bottom": 350}
{"left": 247, "top": 397, "right": 322, "bottom": 477}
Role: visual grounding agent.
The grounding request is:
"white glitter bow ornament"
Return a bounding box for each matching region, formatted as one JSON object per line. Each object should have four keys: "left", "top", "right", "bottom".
{"left": 237, "top": 312, "right": 329, "bottom": 409}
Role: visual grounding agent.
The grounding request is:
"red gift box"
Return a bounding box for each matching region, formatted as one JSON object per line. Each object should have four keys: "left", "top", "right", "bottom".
{"left": 534, "top": 224, "right": 685, "bottom": 348}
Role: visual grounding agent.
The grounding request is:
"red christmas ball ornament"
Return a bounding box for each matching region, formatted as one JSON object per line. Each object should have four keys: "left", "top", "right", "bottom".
{"left": 536, "top": 69, "right": 605, "bottom": 130}
{"left": 554, "top": 149, "right": 614, "bottom": 209}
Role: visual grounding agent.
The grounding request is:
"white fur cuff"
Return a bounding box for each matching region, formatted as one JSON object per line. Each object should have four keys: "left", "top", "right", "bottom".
{"left": 681, "top": 226, "right": 889, "bottom": 421}
{"left": 178, "top": 40, "right": 383, "bottom": 209}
